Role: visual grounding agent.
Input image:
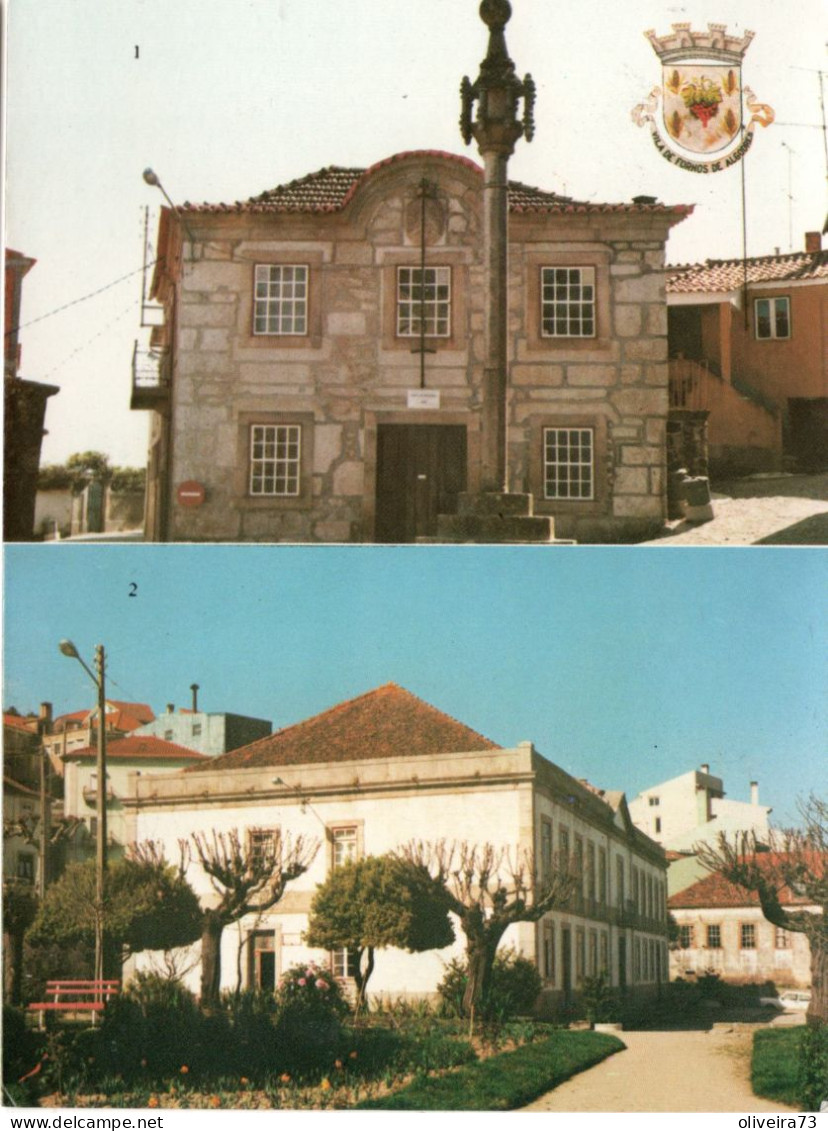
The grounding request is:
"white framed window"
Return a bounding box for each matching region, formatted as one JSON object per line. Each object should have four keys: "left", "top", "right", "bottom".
{"left": 540, "top": 818, "right": 553, "bottom": 879}
{"left": 396, "top": 266, "right": 451, "bottom": 337}
{"left": 332, "top": 948, "right": 359, "bottom": 980}
{"left": 542, "top": 922, "right": 555, "bottom": 983}
{"left": 16, "top": 854, "right": 35, "bottom": 882}
{"left": 331, "top": 826, "right": 358, "bottom": 869}
{"left": 249, "top": 424, "right": 301, "bottom": 497}
{"left": 247, "top": 827, "right": 278, "bottom": 869}
{"left": 755, "top": 297, "right": 790, "bottom": 340}
{"left": 678, "top": 924, "right": 694, "bottom": 949}
{"left": 253, "top": 264, "right": 308, "bottom": 336}
{"left": 740, "top": 923, "right": 756, "bottom": 949}
{"left": 543, "top": 427, "right": 594, "bottom": 501}
{"left": 707, "top": 924, "right": 722, "bottom": 949}
{"left": 541, "top": 266, "right": 596, "bottom": 338}
{"left": 774, "top": 926, "right": 791, "bottom": 949}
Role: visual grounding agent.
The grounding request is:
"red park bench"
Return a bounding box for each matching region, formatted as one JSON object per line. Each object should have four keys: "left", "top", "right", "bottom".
{"left": 28, "top": 980, "right": 120, "bottom": 1027}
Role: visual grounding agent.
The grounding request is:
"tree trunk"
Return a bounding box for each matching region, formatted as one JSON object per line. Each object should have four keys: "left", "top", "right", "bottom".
{"left": 201, "top": 911, "right": 225, "bottom": 1009}
{"left": 806, "top": 931, "right": 827, "bottom": 1028}
{"left": 462, "top": 925, "right": 505, "bottom": 1019}
{"left": 354, "top": 947, "right": 375, "bottom": 1019}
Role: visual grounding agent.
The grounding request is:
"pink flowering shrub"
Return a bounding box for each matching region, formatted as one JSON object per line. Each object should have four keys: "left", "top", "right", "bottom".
{"left": 274, "top": 963, "right": 349, "bottom": 1073}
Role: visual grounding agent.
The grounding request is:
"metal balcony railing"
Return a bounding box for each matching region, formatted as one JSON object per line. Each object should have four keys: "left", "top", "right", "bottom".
{"left": 131, "top": 340, "right": 170, "bottom": 410}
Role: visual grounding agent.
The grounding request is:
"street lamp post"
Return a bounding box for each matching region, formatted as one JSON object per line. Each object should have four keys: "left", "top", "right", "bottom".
{"left": 59, "top": 640, "right": 107, "bottom": 986}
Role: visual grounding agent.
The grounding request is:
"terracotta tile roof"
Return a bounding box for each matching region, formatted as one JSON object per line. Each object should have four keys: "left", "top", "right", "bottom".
{"left": 667, "top": 251, "right": 828, "bottom": 294}
{"left": 62, "top": 736, "right": 208, "bottom": 762}
{"left": 52, "top": 701, "right": 155, "bottom": 733}
{"left": 669, "top": 853, "right": 817, "bottom": 909}
{"left": 187, "top": 683, "right": 500, "bottom": 772}
{"left": 182, "top": 151, "right": 691, "bottom": 220}
{"left": 3, "top": 713, "right": 37, "bottom": 732}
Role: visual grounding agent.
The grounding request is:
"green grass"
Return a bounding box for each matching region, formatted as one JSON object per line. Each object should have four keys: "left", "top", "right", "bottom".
{"left": 356, "top": 1030, "right": 624, "bottom": 1110}
{"left": 751, "top": 1027, "right": 804, "bottom": 1107}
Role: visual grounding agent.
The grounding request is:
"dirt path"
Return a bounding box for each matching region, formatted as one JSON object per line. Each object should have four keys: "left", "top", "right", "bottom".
{"left": 521, "top": 1026, "right": 800, "bottom": 1113}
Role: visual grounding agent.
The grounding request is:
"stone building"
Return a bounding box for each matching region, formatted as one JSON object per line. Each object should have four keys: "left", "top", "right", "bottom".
{"left": 125, "top": 683, "right": 668, "bottom": 1009}
{"left": 668, "top": 861, "right": 814, "bottom": 989}
{"left": 133, "top": 151, "right": 691, "bottom": 543}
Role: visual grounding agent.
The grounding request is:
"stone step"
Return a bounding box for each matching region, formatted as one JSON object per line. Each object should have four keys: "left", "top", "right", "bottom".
{"left": 455, "top": 491, "right": 535, "bottom": 518}
{"left": 433, "top": 512, "right": 556, "bottom": 543}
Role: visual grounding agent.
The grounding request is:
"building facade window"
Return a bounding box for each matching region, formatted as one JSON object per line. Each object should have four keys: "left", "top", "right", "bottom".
{"left": 648, "top": 796, "right": 660, "bottom": 806}
{"left": 396, "top": 266, "right": 451, "bottom": 337}
{"left": 707, "top": 924, "right": 722, "bottom": 949}
{"left": 249, "top": 930, "right": 277, "bottom": 990}
{"left": 586, "top": 841, "right": 596, "bottom": 903}
{"left": 16, "top": 854, "right": 35, "bottom": 882}
{"left": 654, "top": 817, "right": 662, "bottom": 834}
{"left": 540, "top": 818, "right": 553, "bottom": 879}
{"left": 248, "top": 827, "right": 278, "bottom": 869}
{"left": 774, "top": 927, "right": 791, "bottom": 949}
{"left": 678, "top": 924, "right": 694, "bottom": 949}
{"left": 253, "top": 264, "right": 308, "bottom": 336}
{"left": 543, "top": 427, "right": 594, "bottom": 501}
{"left": 331, "top": 826, "right": 358, "bottom": 870}
{"left": 754, "top": 296, "right": 790, "bottom": 340}
{"left": 575, "top": 928, "right": 586, "bottom": 983}
{"left": 541, "top": 267, "right": 596, "bottom": 338}
{"left": 740, "top": 923, "right": 757, "bottom": 949}
{"left": 600, "top": 932, "right": 609, "bottom": 974}
{"left": 598, "top": 847, "right": 607, "bottom": 905}
{"left": 559, "top": 826, "right": 570, "bottom": 860}
{"left": 249, "top": 424, "right": 302, "bottom": 497}
{"left": 332, "top": 948, "right": 359, "bottom": 980}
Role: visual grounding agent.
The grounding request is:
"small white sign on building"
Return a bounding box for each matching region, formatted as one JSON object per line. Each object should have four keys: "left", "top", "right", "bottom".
{"left": 407, "top": 389, "right": 441, "bottom": 409}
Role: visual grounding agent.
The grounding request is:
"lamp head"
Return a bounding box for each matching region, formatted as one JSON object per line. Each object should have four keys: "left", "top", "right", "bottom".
{"left": 143, "top": 167, "right": 160, "bottom": 186}
{"left": 58, "top": 639, "right": 80, "bottom": 659}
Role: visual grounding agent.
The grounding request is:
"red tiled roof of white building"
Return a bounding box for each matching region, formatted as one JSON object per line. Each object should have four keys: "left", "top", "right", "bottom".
{"left": 667, "top": 250, "right": 828, "bottom": 294}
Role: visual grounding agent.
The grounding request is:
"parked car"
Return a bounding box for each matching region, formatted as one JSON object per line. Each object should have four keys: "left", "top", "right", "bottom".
{"left": 759, "top": 989, "right": 811, "bottom": 1012}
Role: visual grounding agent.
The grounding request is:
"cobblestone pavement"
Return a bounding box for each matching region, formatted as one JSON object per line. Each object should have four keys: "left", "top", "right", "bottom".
{"left": 641, "top": 472, "right": 828, "bottom": 546}
{"left": 521, "top": 1025, "right": 800, "bottom": 1113}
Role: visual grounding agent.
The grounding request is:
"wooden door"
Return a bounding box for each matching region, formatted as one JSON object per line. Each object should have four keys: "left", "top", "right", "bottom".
{"left": 375, "top": 424, "right": 467, "bottom": 542}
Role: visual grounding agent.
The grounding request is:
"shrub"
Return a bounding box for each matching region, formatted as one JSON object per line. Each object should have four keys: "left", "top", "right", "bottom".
{"left": 437, "top": 950, "right": 542, "bottom": 1022}
{"left": 274, "top": 963, "right": 349, "bottom": 1074}
{"left": 798, "top": 1024, "right": 828, "bottom": 1112}
{"left": 2, "top": 1005, "right": 44, "bottom": 1089}
{"left": 578, "top": 972, "right": 618, "bottom": 1025}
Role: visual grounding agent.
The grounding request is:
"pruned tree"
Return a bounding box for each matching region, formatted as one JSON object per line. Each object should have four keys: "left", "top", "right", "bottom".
{"left": 304, "top": 854, "right": 454, "bottom": 1014}
{"left": 26, "top": 849, "right": 202, "bottom": 979}
{"left": 694, "top": 794, "right": 827, "bottom": 1027}
{"left": 399, "top": 839, "right": 579, "bottom": 1022}
{"left": 181, "top": 828, "right": 318, "bottom": 1009}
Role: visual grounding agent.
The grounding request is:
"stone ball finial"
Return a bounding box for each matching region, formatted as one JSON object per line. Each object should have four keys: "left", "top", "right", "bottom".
{"left": 480, "top": 0, "right": 511, "bottom": 31}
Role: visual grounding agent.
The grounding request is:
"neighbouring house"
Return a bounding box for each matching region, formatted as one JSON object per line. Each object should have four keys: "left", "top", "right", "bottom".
{"left": 668, "top": 858, "right": 814, "bottom": 988}
{"left": 628, "top": 765, "right": 772, "bottom": 897}
{"left": 124, "top": 683, "right": 669, "bottom": 1009}
{"left": 61, "top": 735, "right": 209, "bottom": 863}
{"left": 132, "top": 688, "right": 271, "bottom": 756}
{"left": 133, "top": 152, "right": 691, "bottom": 543}
{"left": 2, "top": 776, "right": 40, "bottom": 887}
{"left": 2, "top": 710, "right": 45, "bottom": 789}
{"left": 666, "top": 232, "right": 828, "bottom": 476}
{"left": 4, "top": 249, "right": 59, "bottom": 541}
{"left": 41, "top": 700, "right": 155, "bottom": 776}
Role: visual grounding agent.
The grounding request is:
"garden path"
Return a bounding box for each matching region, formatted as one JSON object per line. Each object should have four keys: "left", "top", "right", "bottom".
{"left": 521, "top": 1025, "right": 800, "bottom": 1113}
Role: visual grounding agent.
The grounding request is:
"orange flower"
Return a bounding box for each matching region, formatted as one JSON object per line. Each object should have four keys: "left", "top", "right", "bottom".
{"left": 334, "top": 1060, "right": 343, "bottom": 1070}
{"left": 209, "top": 1096, "right": 221, "bottom": 1109}
{"left": 240, "top": 1077, "right": 249, "bottom": 1086}
{"left": 321, "top": 1078, "right": 332, "bottom": 1091}
{"left": 280, "top": 1073, "right": 291, "bottom": 1084}
{"left": 349, "top": 1051, "right": 358, "bottom": 1060}
{"left": 180, "top": 1065, "right": 189, "bottom": 1075}
{"left": 148, "top": 1097, "right": 159, "bottom": 1109}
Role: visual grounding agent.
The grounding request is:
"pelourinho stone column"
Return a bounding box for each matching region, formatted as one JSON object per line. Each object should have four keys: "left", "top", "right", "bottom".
{"left": 460, "top": 0, "right": 535, "bottom": 493}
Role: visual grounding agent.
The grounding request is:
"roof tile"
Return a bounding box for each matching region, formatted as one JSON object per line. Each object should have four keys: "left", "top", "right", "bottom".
{"left": 186, "top": 683, "right": 500, "bottom": 772}
{"left": 668, "top": 251, "right": 828, "bottom": 293}
{"left": 63, "top": 735, "right": 208, "bottom": 762}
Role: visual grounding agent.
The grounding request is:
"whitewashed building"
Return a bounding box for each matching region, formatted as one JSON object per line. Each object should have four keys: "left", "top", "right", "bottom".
{"left": 125, "top": 684, "right": 668, "bottom": 1010}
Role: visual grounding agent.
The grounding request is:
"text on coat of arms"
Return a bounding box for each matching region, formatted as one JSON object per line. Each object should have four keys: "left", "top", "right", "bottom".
{"left": 632, "top": 23, "right": 774, "bottom": 172}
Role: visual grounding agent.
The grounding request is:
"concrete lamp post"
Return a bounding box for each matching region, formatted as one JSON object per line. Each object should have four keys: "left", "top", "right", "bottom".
{"left": 59, "top": 639, "right": 107, "bottom": 988}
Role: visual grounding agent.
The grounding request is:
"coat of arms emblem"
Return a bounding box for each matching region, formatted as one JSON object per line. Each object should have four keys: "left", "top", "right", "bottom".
{"left": 633, "top": 23, "right": 774, "bottom": 172}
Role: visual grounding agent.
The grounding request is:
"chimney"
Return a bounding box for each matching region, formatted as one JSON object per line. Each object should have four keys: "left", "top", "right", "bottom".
{"left": 39, "top": 701, "right": 52, "bottom": 722}
{"left": 750, "top": 780, "right": 759, "bottom": 805}
{"left": 700, "top": 763, "right": 710, "bottom": 775}
{"left": 166, "top": 703, "right": 174, "bottom": 715}
{"left": 805, "top": 231, "right": 822, "bottom": 253}
{"left": 190, "top": 683, "right": 200, "bottom": 712}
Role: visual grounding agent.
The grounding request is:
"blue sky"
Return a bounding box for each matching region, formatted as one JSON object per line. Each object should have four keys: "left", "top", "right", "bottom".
{"left": 5, "top": 0, "right": 825, "bottom": 466}
{"left": 3, "top": 545, "right": 825, "bottom": 826}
